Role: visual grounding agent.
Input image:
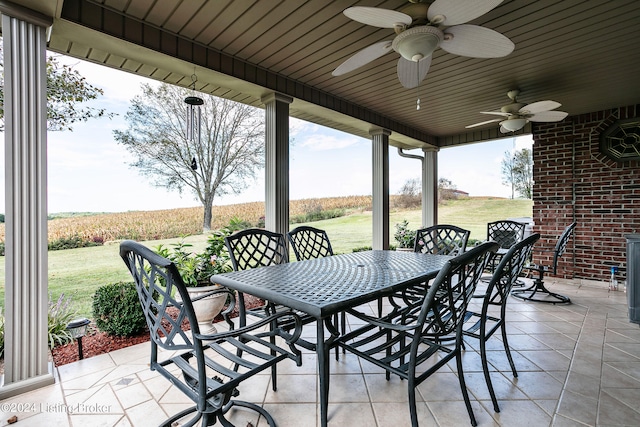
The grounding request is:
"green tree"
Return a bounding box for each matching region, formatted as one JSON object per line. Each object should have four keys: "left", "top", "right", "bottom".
{"left": 501, "top": 148, "right": 533, "bottom": 199}
{"left": 0, "top": 50, "right": 112, "bottom": 131}
{"left": 113, "top": 83, "right": 265, "bottom": 231}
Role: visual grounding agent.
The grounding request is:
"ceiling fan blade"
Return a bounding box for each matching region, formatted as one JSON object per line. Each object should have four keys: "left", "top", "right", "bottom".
{"left": 440, "top": 25, "right": 514, "bottom": 58}
{"left": 479, "top": 111, "right": 510, "bottom": 117}
{"left": 397, "top": 56, "right": 432, "bottom": 89}
{"left": 428, "top": 0, "right": 504, "bottom": 26}
{"left": 528, "top": 110, "right": 569, "bottom": 122}
{"left": 465, "top": 118, "right": 502, "bottom": 128}
{"left": 344, "top": 6, "right": 412, "bottom": 28}
{"left": 519, "top": 100, "right": 561, "bottom": 114}
{"left": 332, "top": 41, "right": 394, "bottom": 76}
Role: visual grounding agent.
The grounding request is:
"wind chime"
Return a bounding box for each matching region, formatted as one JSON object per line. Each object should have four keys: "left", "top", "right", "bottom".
{"left": 184, "top": 72, "right": 203, "bottom": 170}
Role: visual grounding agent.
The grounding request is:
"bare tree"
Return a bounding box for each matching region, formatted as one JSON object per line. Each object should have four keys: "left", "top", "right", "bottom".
{"left": 438, "top": 177, "right": 457, "bottom": 202}
{"left": 396, "top": 178, "right": 421, "bottom": 208}
{"left": 114, "top": 83, "right": 265, "bottom": 231}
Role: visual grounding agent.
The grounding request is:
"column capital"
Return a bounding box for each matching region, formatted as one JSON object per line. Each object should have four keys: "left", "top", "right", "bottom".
{"left": 422, "top": 146, "right": 440, "bottom": 153}
{"left": 261, "top": 92, "right": 293, "bottom": 105}
{"left": 369, "top": 128, "right": 391, "bottom": 137}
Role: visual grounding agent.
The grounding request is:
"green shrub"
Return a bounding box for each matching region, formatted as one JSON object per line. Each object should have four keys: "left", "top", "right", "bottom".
{"left": 48, "top": 235, "right": 102, "bottom": 251}
{"left": 0, "top": 241, "right": 4, "bottom": 256}
{"left": 48, "top": 293, "right": 77, "bottom": 349}
{"left": 93, "top": 282, "right": 146, "bottom": 337}
{"left": 290, "top": 208, "right": 346, "bottom": 224}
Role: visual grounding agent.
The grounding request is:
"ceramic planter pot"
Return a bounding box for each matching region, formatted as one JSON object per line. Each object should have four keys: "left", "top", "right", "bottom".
{"left": 183, "top": 284, "right": 227, "bottom": 334}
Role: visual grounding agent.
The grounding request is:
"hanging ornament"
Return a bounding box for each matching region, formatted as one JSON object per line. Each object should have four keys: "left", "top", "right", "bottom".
{"left": 184, "top": 72, "right": 204, "bottom": 144}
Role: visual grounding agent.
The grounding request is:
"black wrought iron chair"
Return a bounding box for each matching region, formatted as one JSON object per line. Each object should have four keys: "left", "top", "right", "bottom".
{"left": 287, "top": 225, "right": 344, "bottom": 358}
{"left": 511, "top": 222, "right": 576, "bottom": 304}
{"left": 119, "top": 240, "right": 302, "bottom": 427}
{"left": 414, "top": 224, "right": 471, "bottom": 256}
{"left": 225, "top": 228, "right": 316, "bottom": 387}
{"left": 337, "top": 241, "right": 499, "bottom": 427}
{"left": 487, "top": 220, "right": 526, "bottom": 250}
{"left": 224, "top": 228, "right": 291, "bottom": 325}
{"left": 462, "top": 233, "right": 540, "bottom": 413}
{"left": 287, "top": 225, "right": 334, "bottom": 260}
{"left": 398, "top": 224, "right": 472, "bottom": 305}
{"left": 483, "top": 219, "right": 527, "bottom": 284}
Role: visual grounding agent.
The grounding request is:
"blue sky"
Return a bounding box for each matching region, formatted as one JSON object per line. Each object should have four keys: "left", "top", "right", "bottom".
{"left": 0, "top": 56, "right": 532, "bottom": 213}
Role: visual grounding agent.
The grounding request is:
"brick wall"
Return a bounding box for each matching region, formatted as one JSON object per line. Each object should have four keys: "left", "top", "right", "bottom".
{"left": 532, "top": 104, "right": 640, "bottom": 281}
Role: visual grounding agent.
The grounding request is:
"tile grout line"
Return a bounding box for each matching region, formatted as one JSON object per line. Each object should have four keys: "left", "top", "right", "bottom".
{"left": 549, "top": 302, "right": 593, "bottom": 426}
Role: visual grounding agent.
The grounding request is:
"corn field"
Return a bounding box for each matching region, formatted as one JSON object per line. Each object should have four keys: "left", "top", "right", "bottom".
{"left": 0, "top": 196, "right": 373, "bottom": 244}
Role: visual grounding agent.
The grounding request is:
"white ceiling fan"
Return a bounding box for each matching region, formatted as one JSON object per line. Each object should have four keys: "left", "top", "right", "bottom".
{"left": 332, "top": 0, "right": 514, "bottom": 89}
{"left": 466, "top": 90, "right": 569, "bottom": 133}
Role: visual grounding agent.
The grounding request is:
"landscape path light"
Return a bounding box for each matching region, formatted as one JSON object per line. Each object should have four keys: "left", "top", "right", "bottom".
{"left": 66, "top": 317, "right": 91, "bottom": 360}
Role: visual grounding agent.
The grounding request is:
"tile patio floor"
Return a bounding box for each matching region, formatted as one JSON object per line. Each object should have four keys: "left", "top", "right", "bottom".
{"left": 1, "top": 277, "right": 639, "bottom": 426}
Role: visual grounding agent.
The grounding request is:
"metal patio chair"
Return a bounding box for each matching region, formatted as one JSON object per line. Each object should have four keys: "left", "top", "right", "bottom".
{"left": 337, "top": 241, "right": 499, "bottom": 427}
{"left": 399, "top": 224, "right": 472, "bottom": 305}
{"left": 225, "top": 228, "right": 316, "bottom": 387}
{"left": 487, "top": 220, "right": 526, "bottom": 251}
{"left": 414, "top": 224, "right": 471, "bottom": 256}
{"left": 511, "top": 222, "right": 576, "bottom": 304}
{"left": 462, "top": 233, "right": 540, "bottom": 413}
{"left": 287, "top": 225, "right": 344, "bottom": 358}
{"left": 120, "top": 240, "right": 302, "bottom": 427}
{"left": 287, "top": 225, "right": 334, "bottom": 260}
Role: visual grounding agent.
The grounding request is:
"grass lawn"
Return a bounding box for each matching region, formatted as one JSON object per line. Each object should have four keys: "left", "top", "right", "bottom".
{"left": 0, "top": 197, "right": 532, "bottom": 318}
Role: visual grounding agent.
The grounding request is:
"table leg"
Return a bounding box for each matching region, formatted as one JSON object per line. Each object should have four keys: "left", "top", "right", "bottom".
{"left": 317, "top": 319, "right": 329, "bottom": 427}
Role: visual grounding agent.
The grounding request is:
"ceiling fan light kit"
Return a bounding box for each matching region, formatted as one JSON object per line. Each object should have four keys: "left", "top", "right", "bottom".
{"left": 500, "top": 117, "right": 527, "bottom": 132}
{"left": 392, "top": 26, "right": 443, "bottom": 62}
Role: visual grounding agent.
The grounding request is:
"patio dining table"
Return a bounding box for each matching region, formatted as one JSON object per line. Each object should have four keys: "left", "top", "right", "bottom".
{"left": 210, "top": 249, "right": 452, "bottom": 426}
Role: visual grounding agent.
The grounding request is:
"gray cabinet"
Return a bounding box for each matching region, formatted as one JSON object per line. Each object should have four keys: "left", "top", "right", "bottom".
{"left": 625, "top": 235, "right": 640, "bottom": 324}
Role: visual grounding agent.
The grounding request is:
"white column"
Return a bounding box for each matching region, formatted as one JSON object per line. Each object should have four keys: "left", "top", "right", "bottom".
{"left": 423, "top": 148, "right": 438, "bottom": 227}
{"left": 0, "top": 3, "right": 54, "bottom": 397}
{"left": 261, "top": 93, "right": 292, "bottom": 236}
{"left": 371, "top": 129, "right": 391, "bottom": 250}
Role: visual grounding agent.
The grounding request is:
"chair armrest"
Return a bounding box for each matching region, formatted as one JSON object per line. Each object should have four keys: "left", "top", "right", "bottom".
{"left": 195, "top": 310, "right": 303, "bottom": 345}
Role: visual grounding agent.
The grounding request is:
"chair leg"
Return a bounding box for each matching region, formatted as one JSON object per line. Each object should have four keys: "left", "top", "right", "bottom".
{"left": 455, "top": 346, "right": 478, "bottom": 427}
{"left": 500, "top": 323, "right": 518, "bottom": 378}
{"left": 480, "top": 337, "right": 500, "bottom": 413}
{"left": 511, "top": 266, "right": 571, "bottom": 304}
{"left": 219, "top": 399, "right": 277, "bottom": 427}
{"left": 408, "top": 384, "right": 419, "bottom": 427}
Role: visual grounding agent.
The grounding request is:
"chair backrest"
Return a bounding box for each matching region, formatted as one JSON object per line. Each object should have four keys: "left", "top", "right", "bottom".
{"left": 414, "top": 224, "right": 470, "bottom": 256}
{"left": 287, "top": 225, "right": 334, "bottom": 260}
{"left": 552, "top": 222, "right": 576, "bottom": 274}
{"left": 485, "top": 233, "right": 540, "bottom": 305}
{"left": 225, "top": 228, "right": 289, "bottom": 271}
{"left": 417, "top": 241, "right": 499, "bottom": 336}
{"left": 487, "top": 220, "right": 526, "bottom": 249}
{"left": 119, "top": 240, "right": 232, "bottom": 351}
